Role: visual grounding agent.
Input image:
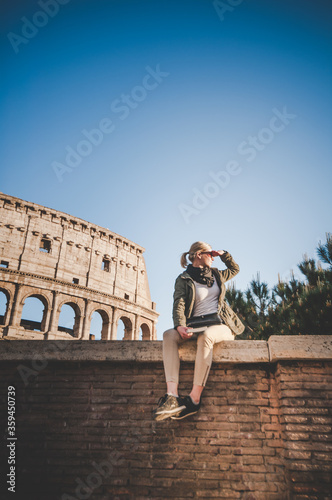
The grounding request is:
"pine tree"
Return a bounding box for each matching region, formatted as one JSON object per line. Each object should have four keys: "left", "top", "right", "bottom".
{"left": 225, "top": 233, "right": 332, "bottom": 339}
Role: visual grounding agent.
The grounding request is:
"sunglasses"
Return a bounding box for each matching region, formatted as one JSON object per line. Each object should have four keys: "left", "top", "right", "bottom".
{"left": 201, "top": 251, "right": 213, "bottom": 257}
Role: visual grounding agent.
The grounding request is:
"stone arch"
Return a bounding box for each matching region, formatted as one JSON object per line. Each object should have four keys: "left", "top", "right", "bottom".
{"left": 57, "top": 299, "right": 83, "bottom": 338}
{"left": 56, "top": 295, "right": 84, "bottom": 312}
{"left": 0, "top": 286, "right": 11, "bottom": 326}
{"left": 139, "top": 322, "right": 151, "bottom": 341}
{"left": 19, "top": 288, "right": 52, "bottom": 310}
{"left": 20, "top": 293, "right": 49, "bottom": 332}
{"left": 117, "top": 315, "right": 133, "bottom": 340}
{"left": 88, "top": 308, "right": 110, "bottom": 340}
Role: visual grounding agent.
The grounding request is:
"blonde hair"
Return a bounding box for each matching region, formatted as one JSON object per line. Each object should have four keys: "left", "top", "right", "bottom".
{"left": 180, "top": 241, "right": 212, "bottom": 268}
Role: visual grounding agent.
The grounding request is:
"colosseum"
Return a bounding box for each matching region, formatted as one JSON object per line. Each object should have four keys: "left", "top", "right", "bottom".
{"left": 0, "top": 192, "right": 158, "bottom": 340}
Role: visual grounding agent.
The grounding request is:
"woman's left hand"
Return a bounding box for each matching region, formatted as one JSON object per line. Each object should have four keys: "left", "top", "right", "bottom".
{"left": 211, "top": 250, "right": 225, "bottom": 257}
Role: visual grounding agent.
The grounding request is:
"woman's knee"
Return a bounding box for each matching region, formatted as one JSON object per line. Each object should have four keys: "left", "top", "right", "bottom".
{"left": 197, "top": 330, "right": 214, "bottom": 347}
{"left": 202, "top": 324, "right": 234, "bottom": 343}
{"left": 163, "top": 328, "right": 179, "bottom": 342}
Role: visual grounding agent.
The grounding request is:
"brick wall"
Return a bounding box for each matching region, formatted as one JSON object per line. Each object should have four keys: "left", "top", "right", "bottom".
{"left": 276, "top": 361, "right": 332, "bottom": 499}
{"left": 0, "top": 337, "right": 331, "bottom": 500}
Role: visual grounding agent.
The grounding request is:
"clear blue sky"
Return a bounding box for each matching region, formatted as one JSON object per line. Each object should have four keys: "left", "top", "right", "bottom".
{"left": 1, "top": 0, "right": 331, "bottom": 338}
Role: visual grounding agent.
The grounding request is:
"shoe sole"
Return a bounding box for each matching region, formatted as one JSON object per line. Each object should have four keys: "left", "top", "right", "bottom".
{"left": 153, "top": 405, "right": 186, "bottom": 421}
{"left": 171, "top": 409, "right": 199, "bottom": 420}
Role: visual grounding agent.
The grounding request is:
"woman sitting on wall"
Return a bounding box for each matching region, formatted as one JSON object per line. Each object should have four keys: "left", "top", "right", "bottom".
{"left": 153, "top": 241, "right": 244, "bottom": 421}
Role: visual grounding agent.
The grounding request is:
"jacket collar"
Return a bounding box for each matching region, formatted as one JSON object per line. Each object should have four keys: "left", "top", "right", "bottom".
{"left": 180, "top": 270, "right": 191, "bottom": 279}
{"left": 180, "top": 267, "right": 219, "bottom": 280}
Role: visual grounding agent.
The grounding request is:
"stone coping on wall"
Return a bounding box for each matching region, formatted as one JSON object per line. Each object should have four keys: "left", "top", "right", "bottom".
{"left": 0, "top": 335, "right": 331, "bottom": 363}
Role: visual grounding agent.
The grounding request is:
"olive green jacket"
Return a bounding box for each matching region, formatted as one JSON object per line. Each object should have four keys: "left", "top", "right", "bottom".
{"left": 172, "top": 252, "right": 245, "bottom": 336}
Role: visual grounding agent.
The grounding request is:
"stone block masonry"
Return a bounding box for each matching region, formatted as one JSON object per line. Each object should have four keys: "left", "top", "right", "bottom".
{"left": 0, "top": 192, "right": 158, "bottom": 341}
{"left": 0, "top": 336, "right": 331, "bottom": 499}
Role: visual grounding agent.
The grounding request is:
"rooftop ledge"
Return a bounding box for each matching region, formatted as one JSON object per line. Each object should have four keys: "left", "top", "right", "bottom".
{"left": 0, "top": 336, "right": 331, "bottom": 363}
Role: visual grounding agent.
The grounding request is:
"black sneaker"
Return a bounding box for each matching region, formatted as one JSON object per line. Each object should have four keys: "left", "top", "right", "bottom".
{"left": 171, "top": 395, "right": 201, "bottom": 420}
{"left": 153, "top": 394, "right": 186, "bottom": 421}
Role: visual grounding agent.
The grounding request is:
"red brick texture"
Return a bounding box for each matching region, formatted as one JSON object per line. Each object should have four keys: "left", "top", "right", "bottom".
{"left": 276, "top": 361, "right": 332, "bottom": 500}
{"left": 0, "top": 359, "right": 331, "bottom": 499}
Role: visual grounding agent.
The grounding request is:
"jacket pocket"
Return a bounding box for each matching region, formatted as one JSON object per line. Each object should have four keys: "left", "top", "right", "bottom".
{"left": 220, "top": 301, "right": 245, "bottom": 335}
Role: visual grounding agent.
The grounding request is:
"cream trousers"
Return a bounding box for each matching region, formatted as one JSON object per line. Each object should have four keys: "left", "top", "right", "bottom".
{"left": 163, "top": 325, "right": 234, "bottom": 387}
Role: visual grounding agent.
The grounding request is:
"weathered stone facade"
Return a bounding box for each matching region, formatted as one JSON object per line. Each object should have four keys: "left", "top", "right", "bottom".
{"left": 0, "top": 192, "right": 158, "bottom": 340}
